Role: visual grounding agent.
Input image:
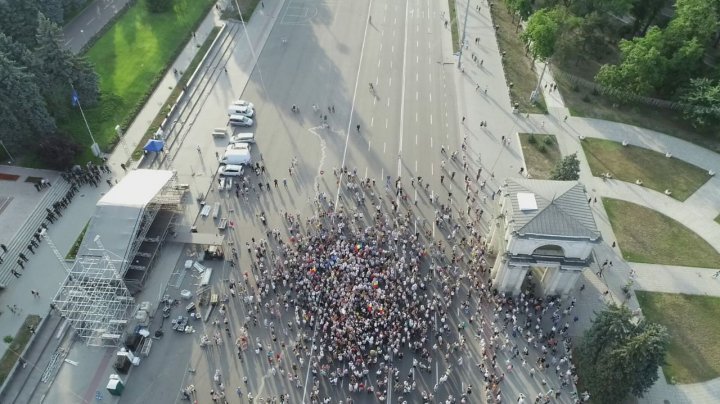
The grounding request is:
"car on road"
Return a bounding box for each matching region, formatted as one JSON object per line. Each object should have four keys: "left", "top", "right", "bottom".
{"left": 230, "top": 132, "right": 256, "bottom": 144}
{"left": 226, "top": 142, "right": 251, "bottom": 153}
{"left": 227, "top": 104, "right": 255, "bottom": 117}
{"left": 229, "top": 114, "right": 253, "bottom": 127}
{"left": 221, "top": 149, "right": 252, "bottom": 166}
{"left": 234, "top": 99, "right": 254, "bottom": 110}
{"left": 218, "top": 164, "right": 244, "bottom": 176}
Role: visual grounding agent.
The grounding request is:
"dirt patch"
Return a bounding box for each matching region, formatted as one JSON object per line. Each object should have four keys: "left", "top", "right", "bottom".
{"left": 0, "top": 173, "right": 20, "bottom": 181}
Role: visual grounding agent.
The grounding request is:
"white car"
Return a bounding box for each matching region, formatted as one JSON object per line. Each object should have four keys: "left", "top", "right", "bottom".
{"left": 230, "top": 132, "right": 255, "bottom": 144}
{"left": 234, "top": 99, "right": 254, "bottom": 110}
{"left": 218, "top": 164, "right": 244, "bottom": 176}
{"left": 226, "top": 142, "right": 251, "bottom": 152}
{"left": 227, "top": 104, "right": 255, "bottom": 117}
{"left": 229, "top": 114, "right": 253, "bottom": 127}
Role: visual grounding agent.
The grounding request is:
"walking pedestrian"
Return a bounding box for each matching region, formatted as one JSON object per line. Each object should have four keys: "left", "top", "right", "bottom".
{"left": 11, "top": 269, "right": 21, "bottom": 278}
{"left": 1, "top": 243, "right": 6, "bottom": 252}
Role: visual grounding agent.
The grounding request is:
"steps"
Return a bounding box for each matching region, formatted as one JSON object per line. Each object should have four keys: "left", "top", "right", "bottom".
{"left": 0, "top": 179, "right": 72, "bottom": 288}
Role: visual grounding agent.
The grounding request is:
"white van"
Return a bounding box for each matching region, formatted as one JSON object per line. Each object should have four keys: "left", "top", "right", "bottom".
{"left": 221, "top": 149, "right": 252, "bottom": 165}
{"left": 227, "top": 104, "right": 255, "bottom": 117}
{"left": 218, "top": 164, "right": 244, "bottom": 176}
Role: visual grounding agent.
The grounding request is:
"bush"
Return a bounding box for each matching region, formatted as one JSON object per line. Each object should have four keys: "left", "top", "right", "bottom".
{"left": 582, "top": 94, "right": 591, "bottom": 103}
{"left": 543, "top": 136, "right": 554, "bottom": 145}
{"left": 528, "top": 134, "right": 537, "bottom": 144}
{"left": 538, "top": 144, "right": 547, "bottom": 153}
{"left": 3, "top": 336, "right": 12, "bottom": 344}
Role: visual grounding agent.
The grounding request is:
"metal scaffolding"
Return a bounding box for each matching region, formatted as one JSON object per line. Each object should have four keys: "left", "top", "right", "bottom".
{"left": 53, "top": 239, "right": 134, "bottom": 347}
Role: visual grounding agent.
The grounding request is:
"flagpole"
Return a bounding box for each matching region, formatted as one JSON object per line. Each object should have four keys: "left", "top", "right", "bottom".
{"left": 70, "top": 82, "right": 100, "bottom": 156}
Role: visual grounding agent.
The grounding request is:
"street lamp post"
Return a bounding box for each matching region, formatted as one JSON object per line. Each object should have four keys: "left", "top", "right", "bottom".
{"left": 0, "top": 140, "right": 15, "bottom": 163}
{"left": 530, "top": 60, "right": 548, "bottom": 103}
{"left": 70, "top": 82, "right": 101, "bottom": 157}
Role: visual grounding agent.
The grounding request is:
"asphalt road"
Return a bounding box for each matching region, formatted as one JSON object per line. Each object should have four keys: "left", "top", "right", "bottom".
{"left": 63, "top": 0, "right": 130, "bottom": 53}
{"left": 115, "top": 1, "right": 571, "bottom": 403}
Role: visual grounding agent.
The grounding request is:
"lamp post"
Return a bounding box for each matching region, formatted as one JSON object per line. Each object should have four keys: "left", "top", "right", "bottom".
{"left": 70, "top": 82, "right": 101, "bottom": 157}
{"left": 0, "top": 140, "right": 15, "bottom": 163}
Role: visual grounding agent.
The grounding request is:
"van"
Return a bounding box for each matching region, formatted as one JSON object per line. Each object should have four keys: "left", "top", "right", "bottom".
{"left": 221, "top": 149, "right": 252, "bottom": 166}
{"left": 218, "top": 164, "right": 244, "bottom": 177}
{"left": 227, "top": 104, "right": 255, "bottom": 117}
{"left": 212, "top": 127, "right": 228, "bottom": 138}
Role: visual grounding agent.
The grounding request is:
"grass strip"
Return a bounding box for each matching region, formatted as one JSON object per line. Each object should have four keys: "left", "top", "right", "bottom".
{"left": 603, "top": 198, "right": 720, "bottom": 268}
{"left": 518, "top": 133, "right": 560, "bottom": 179}
{"left": 637, "top": 291, "right": 720, "bottom": 384}
{"left": 0, "top": 315, "right": 41, "bottom": 385}
{"left": 447, "top": 0, "right": 459, "bottom": 53}
{"left": 488, "top": 1, "right": 546, "bottom": 113}
{"left": 132, "top": 25, "right": 222, "bottom": 159}
{"left": 65, "top": 221, "right": 89, "bottom": 260}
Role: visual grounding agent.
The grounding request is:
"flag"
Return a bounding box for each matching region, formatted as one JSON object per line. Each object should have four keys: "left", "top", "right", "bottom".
{"left": 71, "top": 89, "right": 79, "bottom": 107}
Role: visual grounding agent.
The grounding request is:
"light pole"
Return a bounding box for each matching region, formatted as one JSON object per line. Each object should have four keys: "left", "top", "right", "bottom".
{"left": 115, "top": 124, "right": 130, "bottom": 156}
{"left": 457, "top": 0, "right": 471, "bottom": 68}
{"left": 0, "top": 140, "right": 15, "bottom": 163}
{"left": 70, "top": 81, "right": 101, "bottom": 157}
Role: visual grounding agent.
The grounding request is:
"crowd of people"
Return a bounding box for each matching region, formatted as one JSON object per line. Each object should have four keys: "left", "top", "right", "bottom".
{"left": 206, "top": 168, "right": 589, "bottom": 404}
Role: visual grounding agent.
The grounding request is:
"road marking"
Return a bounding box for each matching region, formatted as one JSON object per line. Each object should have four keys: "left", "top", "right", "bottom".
{"left": 415, "top": 91, "right": 419, "bottom": 100}
{"left": 390, "top": 60, "right": 393, "bottom": 69}
{"left": 389, "top": 77, "right": 392, "bottom": 87}
{"left": 86, "top": 18, "right": 95, "bottom": 25}
{"left": 371, "top": 117, "right": 374, "bottom": 127}
{"left": 383, "top": 142, "right": 387, "bottom": 154}
{"left": 392, "top": 45, "right": 394, "bottom": 53}
{"left": 385, "top": 118, "right": 388, "bottom": 128}
{"left": 416, "top": 55, "right": 419, "bottom": 63}
{"left": 387, "top": 98, "right": 390, "bottom": 107}
{"left": 415, "top": 160, "right": 418, "bottom": 171}
{"left": 429, "top": 73, "right": 432, "bottom": 83}
{"left": 368, "top": 140, "right": 372, "bottom": 151}
{"left": 429, "top": 93, "right": 432, "bottom": 102}
{"left": 397, "top": 0, "right": 410, "bottom": 178}
{"left": 334, "top": 0, "right": 374, "bottom": 214}
{"left": 431, "top": 163, "right": 434, "bottom": 176}
{"left": 416, "top": 40, "right": 419, "bottom": 48}
{"left": 380, "top": 43, "right": 383, "bottom": 51}
{"left": 365, "top": 167, "right": 368, "bottom": 179}
{"left": 430, "top": 137, "right": 433, "bottom": 148}
{"left": 415, "top": 112, "right": 418, "bottom": 122}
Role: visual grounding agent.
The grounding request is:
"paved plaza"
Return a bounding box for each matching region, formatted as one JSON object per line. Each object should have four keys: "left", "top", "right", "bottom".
{"left": 1, "top": 1, "right": 720, "bottom": 404}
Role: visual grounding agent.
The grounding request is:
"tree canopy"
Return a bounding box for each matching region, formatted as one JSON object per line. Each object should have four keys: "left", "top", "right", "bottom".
{"left": 0, "top": 1, "right": 98, "bottom": 154}
{"left": 550, "top": 152, "right": 580, "bottom": 180}
{"left": 576, "top": 305, "right": 669, "bottom": 404}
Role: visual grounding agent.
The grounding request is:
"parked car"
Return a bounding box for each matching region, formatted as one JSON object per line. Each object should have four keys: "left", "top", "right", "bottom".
{"left": 218, "top": 164, "right": 244, "bottom": 176}
{"left": 230, "top": 132, "right": 255, "bottom": 144}
{"left": 229, "top": 115, "right": 253, "bottom": 127}
{"left": 221, "top": 149, "right": 252, "bottom": 165}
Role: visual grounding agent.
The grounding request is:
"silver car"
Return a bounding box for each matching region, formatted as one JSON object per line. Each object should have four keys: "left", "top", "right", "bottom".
{"left": 229, "top": 115, "right": 253, "bottom": 127}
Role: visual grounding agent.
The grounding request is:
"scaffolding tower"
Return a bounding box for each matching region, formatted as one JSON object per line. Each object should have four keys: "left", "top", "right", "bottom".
{"left": 53, "top": 237, "right": 135, "bottom": 347}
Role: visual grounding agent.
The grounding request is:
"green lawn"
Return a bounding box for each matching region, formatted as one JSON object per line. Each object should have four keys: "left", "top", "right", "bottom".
{"left": 56, "top": 0, "right": 214, "bottom": 164}
{"left": 636, "top": 291, "right": 720, "bottom": 384}
{"left": 0, "top": 315, "right": 41, "bottom": 385}
{"left": 581, "top": 138, "right": 711, "bottom": 201}
{"left": 518, "top": 133, "right": 560, "bottom": 179}
{"left": 715, "top": 213, "right": 720, "bottom": 225}
{"left": 603, "top": 198, "right": 720, "bottom": 268}
{"left": 489, "top": 1, "right": 546, "bottom": 114}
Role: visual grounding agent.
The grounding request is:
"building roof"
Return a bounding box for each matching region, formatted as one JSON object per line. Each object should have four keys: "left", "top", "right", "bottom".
{"left": 505, "top": 178, "right": 600, "bottom": 240}
{"left": 76, "top": 170, "right": 175, "bottom": 269}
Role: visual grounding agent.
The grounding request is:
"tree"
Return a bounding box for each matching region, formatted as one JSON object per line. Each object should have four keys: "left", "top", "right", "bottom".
{"left": 39, "top": 0, "right": 65, "bottom": 24}
{"left": 0, "top": 51, "right": 56, "bottom": 150}
{"left": 550, "top": 152, "right": 580, "bottom": 180}
{"left": 36, "top": 135, "right": 82, "bottom": 170}
{"left": 506, "top": 0, "right": 532, "bottom": 20}
{"left": 595, "top": 26, "right": 667, "bottom": 96}
{"left": 146, "top": 0, "right": 174, "bottom": 13}
{"left": 678, "top": 78, "right": 720, "bottom": 128}
{"left": 576, "top": 305, "right": 669, "bottom": 404}
{"left": 34, "top": 14, "right": 99, "bottom": 108}
{"left": 521, "top": 7, "right": 579, "bottom": 61}
{"left": 630, "top": 0, "right": 670, "bottom": 36}
{"left": 0, "top": 0, "right": 42, "bottom": 48}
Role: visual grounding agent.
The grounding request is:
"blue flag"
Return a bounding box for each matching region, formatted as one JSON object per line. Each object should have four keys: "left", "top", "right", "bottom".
{"left": 71, "top": 89, "right": 79, "bottom": 107}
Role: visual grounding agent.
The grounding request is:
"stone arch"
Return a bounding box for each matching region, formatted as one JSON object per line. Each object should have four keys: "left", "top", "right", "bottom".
{"left": 532, "top": 244, "right": 565, "bottom": 257}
